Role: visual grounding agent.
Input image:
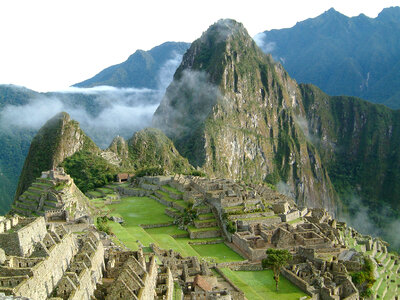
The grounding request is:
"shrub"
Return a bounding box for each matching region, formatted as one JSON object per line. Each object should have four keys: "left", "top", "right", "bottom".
{"left": 188, "top": 170, "right": 206, "bottom": 177}
{"left": 96, "top": 216, "right": 111, "bottom": 235}
{"left": 226, "top": 220, "right": 236, "bottom": 233}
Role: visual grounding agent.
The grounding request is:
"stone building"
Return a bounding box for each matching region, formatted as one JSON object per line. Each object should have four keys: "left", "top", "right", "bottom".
{"left": 0, "top": 215, "right": 104, "bottom": 300}
{"left": 94, "top": 248, "right": 166, "bottom": 300}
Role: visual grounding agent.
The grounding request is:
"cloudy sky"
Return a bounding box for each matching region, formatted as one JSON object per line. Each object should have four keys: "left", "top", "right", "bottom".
{"left": 0, "top": 0, "right": 398, "bottom": 92}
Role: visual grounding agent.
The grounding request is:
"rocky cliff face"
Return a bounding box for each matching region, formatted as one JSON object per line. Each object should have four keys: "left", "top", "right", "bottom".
{"left": 14, "top": 112, "right": 100, "bottom": 200}
{"left": 153, "top": 19, "right": 337, "bottom": 212}
{"left": 301, "top": 84, "right": 400, "bottom": 244}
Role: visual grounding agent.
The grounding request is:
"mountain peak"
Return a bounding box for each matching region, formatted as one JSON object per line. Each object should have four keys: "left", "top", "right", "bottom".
{"left": 14, "top": 112, "right": 99, "bottom": 200}
{"left": 377, "top": 6, "right": 400, "bottom": 22}
{"left": 198, "top": 19, "right": 249, "bottom": 45}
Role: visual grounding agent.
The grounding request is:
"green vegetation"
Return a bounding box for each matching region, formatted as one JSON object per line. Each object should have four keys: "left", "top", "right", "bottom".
{"left": 351, "top": 257, "right": 376, "bottom": 297}
{"left": 62, "top": 150, "right": 117, "bottom": 193}
{"left": 96, "top": 216, "right": 111, "bottom": 235}
{"left": 162, "top": 185, "right": 183, "bottom": 194}
{"left": 175, "top": 207, "right": 197, "bottom": 228}
{"left": 128, "top": 128, "right": 194, "bottom": 174}
{"left": 301, "top": 84, "right": 400, "bottom": 250}
{"left": 226, "top": 220, "right": 236, "bottom": 233}
{"left": 262, "top": 248, "right": 293, "bottom": 291}
{"left": 107, "top": 196, "right": 173, "bottom": 226}
{"left": 221, "top": 268, "right": 309, "bottom": 300}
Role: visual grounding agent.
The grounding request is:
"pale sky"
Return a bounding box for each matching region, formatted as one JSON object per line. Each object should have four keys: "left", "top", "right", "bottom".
{"left": 0, "top": 0, "right": 398, "bottom": 92}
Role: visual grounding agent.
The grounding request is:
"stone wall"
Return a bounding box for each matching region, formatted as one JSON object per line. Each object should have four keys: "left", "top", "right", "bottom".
{"left": 13, "top": 233, "right": 77, "bottom": 300}
{"left": 281, "top": 268, "right": 318, "bottom": 300}
{"left": 238, "top": 216, "right": 281, "bottom": 227}
{"left": 67, "top": 238, "right": 105, "bottom": 300}
{"left": 231, "top": 233, "right": 267, "bottom": 261}
{"left": 140, "top": 223, "right": 174, "bottom": 229}
{"left": 165, "top": 208, "right": 180, "bottom": 219}
{"left": 165, "top": 268, "right": 173, "bottom": 300}
{"left": 45, "top": 209, "right": 68, "bottom": 222}
{"left": 138, "top": 255, "right": 158, "bottom": 300}
{"left": 150, "top": 195, "right": 172, "bottom": 207}
{"left": 140, "top": 182, "right": 159, "bottom": 191}
{"left": 142, "top": 176, "right": 172, "bottom": 186}
{"left": 228, "top": 263, "right": 263, "bottom": 271}
{"left": 214, "top": 267, "right": 245, "bottom": 300}
{"left": 228, "top": 211, "right": 274, "bottom": 221}
{"left": 117, "top": 186, "right": 152, "bottom": 197}
{"left": 0, "top": 217, "right": 47, "bottom": 257}
{"left": 281, "top": 210, "right": 300, "bottom": 222}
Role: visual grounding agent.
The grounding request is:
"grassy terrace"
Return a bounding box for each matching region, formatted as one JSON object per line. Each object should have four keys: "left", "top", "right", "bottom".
{"left": 34, "top": 181, "right": 53, "bottom": 187}
{"left": 195, "top": 218, "right": 216, "bottom": 223}
{"left": 198, "top": 212, "right": 214, "bottom": 218}
{"left": 87, "top": 190, "right": 102, "bottom": 198}
{"left": 162, "top": 185, "right": 183, "bottom": 195}
{"left": 92, "top": 195, "right": 244, "bottom": 263}
{"left": 187, "top": 226, "right": 219, "bottom": 232}
{"left": 157, "top": 190, "right": 175, "bottom": 201}
{"left": 96, "top": 187, "right": 114, "bottom": 194}
{"left": 221, "top": 268, "right": 310, "bottom": 300}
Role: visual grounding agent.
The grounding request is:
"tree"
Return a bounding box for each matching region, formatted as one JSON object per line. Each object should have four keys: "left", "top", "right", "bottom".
{"left": 262, "top": 248, "right": 292, "bottom": 291}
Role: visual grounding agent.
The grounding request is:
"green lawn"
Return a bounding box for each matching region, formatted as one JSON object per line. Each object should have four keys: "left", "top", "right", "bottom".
{"left": 108, "top": 196, "right": 173, "bottom": 226}
{"left": 221, "top": 268, "right": 309, "bottom": 300}
{"left": 191, "top": 243, "right": 243, "bottom": 263}
{"left": 145, "top": 226, "right": 187, "bottom": 236}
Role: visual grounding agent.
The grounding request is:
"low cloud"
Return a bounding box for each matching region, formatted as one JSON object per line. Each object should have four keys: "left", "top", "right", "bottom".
{"left": 276, "top": 180, "right": 295, "bottom": 198}
{"left": 0, "top": 52, "right": 184, "bottom": 149}
{"left": 0, "top": 91, "right": 159, "bottom": 148}
{"left": 152, "top": 69, "right": 221, "bottom": 137}
{"left": 339, "top": 194, "right": 400, "bottom": 250}
{"left": 253, "top": 32, "right": 276, "bottom": 54}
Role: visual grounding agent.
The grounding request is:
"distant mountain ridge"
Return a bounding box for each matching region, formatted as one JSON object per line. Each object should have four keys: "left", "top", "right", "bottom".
{"left": 255, "top": 6, "right": 400, "bottom": 108}
{"left": 74, "top": 42, "right": 190, "bottom": 89}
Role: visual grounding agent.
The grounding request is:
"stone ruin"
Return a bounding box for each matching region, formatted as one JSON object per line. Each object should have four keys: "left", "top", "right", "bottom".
{"left": 0, "top": 215, "right": 103, "bottom": 300}
{"left": 12, "top": 168, "right": 91, "bottom": 222}
{"left": 0, "top": 212, "right": 242, "bottom": 300}
{"left": 94, "top": 248, "right": 162, "bottom": 299}
{"left": 5, "top": 173, "right": 398, "bottom": 299}
{"left": 150, "top": 244, "right": 244, "bottom": 300}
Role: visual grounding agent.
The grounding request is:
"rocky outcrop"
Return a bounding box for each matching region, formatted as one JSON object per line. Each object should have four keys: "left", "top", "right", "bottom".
{"left": 14, "top": 112, "right": 100, "bottom": 200}
{"left": 153, "top": 19, "right": 337, "bottom": 212}
{"left": 127, "top": 128, "right": 193, "bottom": 174}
